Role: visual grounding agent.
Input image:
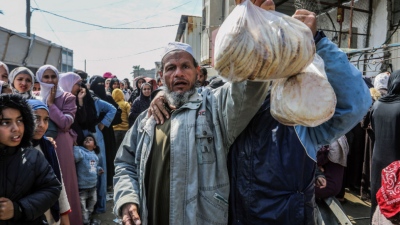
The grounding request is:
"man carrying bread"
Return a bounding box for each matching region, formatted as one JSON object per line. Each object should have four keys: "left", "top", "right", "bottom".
{"left": 226, "top": 1, "right": 371, "bottom": 225}
{"left": 112, "top": 2, "right": 271, "bottom": 223}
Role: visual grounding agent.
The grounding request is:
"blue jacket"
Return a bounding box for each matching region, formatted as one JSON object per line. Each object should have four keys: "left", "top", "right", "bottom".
{"left": 228, "top": 37, "right": 372, "bottom": 225}
{"left": 74, "top": 146, "right": 101, "bottom": 189}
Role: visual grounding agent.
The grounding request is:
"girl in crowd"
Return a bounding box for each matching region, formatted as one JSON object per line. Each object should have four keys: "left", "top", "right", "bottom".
{"left": 89, "top": 75, "right": 117, "bottom": 213}
{"left": 0, "top": 94, "right": 61, "bottom": 224}
{"left": 8, "top": 67, "right": 35, "bottom": 99}
{"left": 128, "top": 77, "right": 146, "bottom": 104}
{"left": 129, "top": 82, "right": 152, "bottom": 127}
{"left": 36, "top": 65, "right": 83, "bottom": 225}
{"left": 108, "top": 78, "right": 120, "bottom": 94}
{"left": 28, "top": 99, "right": 71, "bottom": 225}
{"left": 0, "top": 61, "right": 9, "bottom": 83}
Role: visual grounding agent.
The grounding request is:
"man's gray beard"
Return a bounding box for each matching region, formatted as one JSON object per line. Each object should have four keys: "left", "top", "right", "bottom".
{"left": 161, "top": 85, "right": 196, "bottom": 109}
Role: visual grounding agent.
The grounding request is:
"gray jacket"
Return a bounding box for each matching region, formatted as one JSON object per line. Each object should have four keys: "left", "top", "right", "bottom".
{"left": 113, "top": 80, "right": 269, "bottom": 225}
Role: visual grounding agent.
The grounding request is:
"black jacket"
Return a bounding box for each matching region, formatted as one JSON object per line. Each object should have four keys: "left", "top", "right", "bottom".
{"left": 0, "top": 146, "right": 61, "bottom": 225}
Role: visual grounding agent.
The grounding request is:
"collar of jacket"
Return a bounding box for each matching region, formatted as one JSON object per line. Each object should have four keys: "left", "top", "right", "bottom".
{"left": 0, "top": 146, "right": 18, "bottom": 157}
{"left": 139, "top": 92, "right": 202, "bottom": 134}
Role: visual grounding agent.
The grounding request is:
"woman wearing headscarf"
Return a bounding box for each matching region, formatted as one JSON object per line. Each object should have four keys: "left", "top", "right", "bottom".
{"left": 128, "top": 82, "right": 152, "bottom": 127}
{"left": 0, "top": 61, "right": 9, "bottom": 83}
{"left": 89, "top": 75, "right": 118, "bottom": 213}
{"left": 128, "top": 77, "right": 146, "bottom": 104}
{"left": 36, "top": 65, "right": 83, "bottom": 225}
{"left": 370, "top": 70, "right": 400, "bottom": 220}
{"left": 8, "top": 67, "right": 35, "bottom": 99}
{"left": 0, "top": 80, "right": 12, "bottom": 94}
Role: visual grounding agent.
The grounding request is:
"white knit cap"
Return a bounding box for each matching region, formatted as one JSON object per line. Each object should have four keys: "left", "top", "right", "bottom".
{"left": 161, "top": 42, "right": 195, "bottom": 60}
{"left": 374, "top": 72, "right": 390, "bottom": 90}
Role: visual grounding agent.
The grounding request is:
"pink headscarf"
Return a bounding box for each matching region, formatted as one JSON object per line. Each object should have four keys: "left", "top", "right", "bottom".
{"left": 59, "top": 72, "right": 81, "bottom": 93}
{"left": 36, "top": 65, "right": 64, "bottom": 104}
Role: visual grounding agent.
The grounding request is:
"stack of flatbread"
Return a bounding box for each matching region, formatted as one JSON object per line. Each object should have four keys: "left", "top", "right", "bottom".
{"left": 270, "top": 67, "right": 337, "bottom": 127}
{"left": 214, "top": 5, "right": 315, "bottom": 82}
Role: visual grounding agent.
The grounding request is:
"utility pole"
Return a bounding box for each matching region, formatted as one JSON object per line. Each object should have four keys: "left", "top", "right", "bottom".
{"left": 26, "top": 0, "right": 31, "bottom": 36}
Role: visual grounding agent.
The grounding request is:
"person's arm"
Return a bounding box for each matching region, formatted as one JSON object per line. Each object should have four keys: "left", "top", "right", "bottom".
{"left": 300, "top": 36, "right": 372, "bottom": 146}
{"left": 14, "top": 151, "right": 61, "bottom": 221}
{"left": 96, "top": 99, "right": 117, "bottom": 128}
{"left": 73, "top": 146, "right": 83, "bottom": 163}
{"left": 113, "top": 115, "right": 143, "bottom": 219}
{"left": 48, "top": 94, "right": 77, "bottom": 132}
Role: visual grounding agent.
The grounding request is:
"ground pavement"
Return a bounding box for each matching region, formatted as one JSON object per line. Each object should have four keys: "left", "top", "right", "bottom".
{"left": 92, "top": 189, "right": 372, "bottom": 225}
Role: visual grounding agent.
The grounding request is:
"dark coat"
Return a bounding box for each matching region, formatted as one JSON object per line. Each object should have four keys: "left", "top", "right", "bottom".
{"left": 0, "top": 146, "right": 61, "bottom": 225}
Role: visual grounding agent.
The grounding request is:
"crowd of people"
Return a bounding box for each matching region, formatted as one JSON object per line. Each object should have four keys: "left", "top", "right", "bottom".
{"left": 1, "top": 0, "right": 400, "bottom": 225}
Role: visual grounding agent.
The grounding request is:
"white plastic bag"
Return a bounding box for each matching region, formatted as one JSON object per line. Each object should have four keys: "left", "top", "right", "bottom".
{"left": 214, "top": 0, "right": 315, "bottom": 82}
{"left": 270, "top": 54, "right": 337, "bottom": 127}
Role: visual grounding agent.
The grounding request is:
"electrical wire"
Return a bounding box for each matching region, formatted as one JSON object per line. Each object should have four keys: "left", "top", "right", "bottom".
{"left": 32, "top": 0, "right": 63, "bottom": 45}
{"left": 31, "top": 7, "right": 180, "bottom": 30}
{"left": 83, "top": 47, "right": 164, "bottom": 62}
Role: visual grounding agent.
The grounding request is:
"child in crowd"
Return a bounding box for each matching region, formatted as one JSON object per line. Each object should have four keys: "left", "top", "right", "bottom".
{"left": 0, "top": 94, "right": 61, "bottom": 224}
{"left": 27, "top": 99, "right": 71, "bottom": 225}
{"left": 74, "top": 134, "right": 103, "bottom": 225}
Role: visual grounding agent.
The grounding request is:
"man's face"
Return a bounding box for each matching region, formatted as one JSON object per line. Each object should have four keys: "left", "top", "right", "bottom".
{"left": 161, "top": 51, "right": 198, "bottom": 94}
{"left": 197, "top": 70, "right": 206, "bottom": 86}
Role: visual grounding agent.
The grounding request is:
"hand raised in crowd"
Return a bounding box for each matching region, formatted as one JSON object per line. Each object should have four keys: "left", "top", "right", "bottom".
{"left": 147, "top": 91, "right": 173, "bottom": 125}
{"left": 315, "top": 176, "right": 327, "bottom": 189}
{"left": 0, "top": 198, "right": 14, "bottom": 220}
{"left": 235, "top": 0, "right": 275, "bottom": 10}
{"left": 46, "top": 136, "right": 57, "bottom": 149}
{"left": 292, "top": 9, "right": 317, "bottom": 36}
{"left": 78, "top": 87, "right": 86, "bottom": 106}
{"left": 121, "top": 203, "right": 141, "bottom": 225}
{"left": 47, "top": 86, "right": 57, "bottom": 106}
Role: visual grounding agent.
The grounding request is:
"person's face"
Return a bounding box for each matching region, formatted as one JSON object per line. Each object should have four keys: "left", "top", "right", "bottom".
{"left": 197, "top": 70, "right": 206, "bottom": 86}
{"left": 137, "top": 80, "right": 144, "bottom": 88}
{"left": 83, "top": 136, "right": 96, "bottom": 150}
{"left": 0, "top": 108, "right": 24, "bottom": 147}
{"left": 33, "top": 83, "right": 41, "bottom": 92}
{"left": 71, "top": 80, "right": 82, "bottom": 96}
{"left": 161, "top": 51, "right": 198, "bottom": 94}
{"left": 33, "top": 109, "right": 49, "bottom": 140}
{"left": 41, "top": 69, "right": 58, "bottom": 85}
{"left": 13, "top": 73, "right": 32, "bottom": 93}
{"left": 0, "top": 66, "right": 8, "bottom": 83}
{"left": 120, "top": 82, "right": 125, "bottom": 89}
{"left": 105, "top": 80, "right": 110, "bottom": 88}
{"left": 112, "top": 82, "right": 119, "bottom": 89}
{"left": 158, "top": 79, "right": 163, "bottom": 87}
{"left": 142, "top": 85, "right": 151, "bottom": 97}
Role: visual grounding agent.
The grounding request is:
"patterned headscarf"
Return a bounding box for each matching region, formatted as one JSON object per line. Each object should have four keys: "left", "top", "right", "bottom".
{"left": 8, "top": 67, "right": 35, "bottom": 99}
{"left": 376, "top": 161, "right": 400, "bottom": 220}
{"left": 374, "top": 72, "right": 390, "bottom": 91}
{"left": 59, "top": 72, "right": 81, "bottom": 93}
{"left": 36, "top": 65, "right": 64, "bottom": 104}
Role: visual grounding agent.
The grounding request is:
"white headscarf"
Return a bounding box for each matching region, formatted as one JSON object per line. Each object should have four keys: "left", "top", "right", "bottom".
{"left": 0, "top": 61, "right": 9, "bottom": 76}
{"left": 328, "top": 136, "right": 349, "bottom": 167}
{"left": 8, "top": 67, "right": 35, "bottom": 99}
{"left": 36, "top": 65, "right": 64, "bottom": 104}
{"left": 374, "top": 72, "right": 390, "bottom": 91}
{"left": 59, "top": 72, "right": 81, "bottom": 93}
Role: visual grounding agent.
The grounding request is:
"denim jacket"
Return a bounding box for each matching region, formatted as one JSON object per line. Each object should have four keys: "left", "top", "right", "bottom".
{"left": 113, "top": 80, "right": 269, "bottom": 225}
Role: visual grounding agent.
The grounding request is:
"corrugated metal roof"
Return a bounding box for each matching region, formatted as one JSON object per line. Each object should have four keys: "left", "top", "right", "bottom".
{"left": 275, "top": 0, "right": 351, "bottom": 16}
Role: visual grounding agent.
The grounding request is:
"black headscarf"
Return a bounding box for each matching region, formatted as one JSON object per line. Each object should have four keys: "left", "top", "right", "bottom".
{"left": 90, "top": 75, "right": 107, "bottom": 100}
{"left": 379, "top": 70, "right": 400, "bottom": 103}
{"left": 129, "top": 83, "right": 152, "bottom": 127}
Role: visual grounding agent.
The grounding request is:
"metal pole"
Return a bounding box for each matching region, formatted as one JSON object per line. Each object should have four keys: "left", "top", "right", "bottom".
{"left": 348, "top": 0, "right": 355, "bottom": 48}
{"left": 84, "top": 59, "right": 86, "bottom": 72}
{"left": 26, "top": 0, "right": 31, "bottom": 36}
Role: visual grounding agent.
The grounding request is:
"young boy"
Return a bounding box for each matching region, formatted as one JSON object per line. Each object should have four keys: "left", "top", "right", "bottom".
{"left": 0, "top": 94, "right": 61, "bottom": 224}
{"left": 74, "top": 134, "right": 103, "bottom": 225}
